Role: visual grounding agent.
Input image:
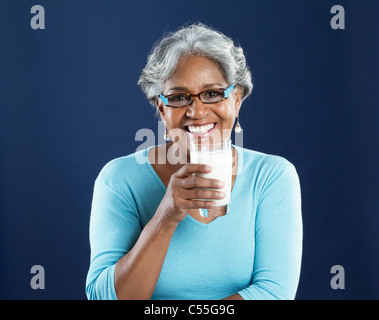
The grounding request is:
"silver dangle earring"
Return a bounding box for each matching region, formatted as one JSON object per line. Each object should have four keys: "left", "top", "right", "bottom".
{"left": 164, "top": 128, "right": 170, "bottom": 141}
{"left": 234, "top": 116, "right": 242, "bottom": 133}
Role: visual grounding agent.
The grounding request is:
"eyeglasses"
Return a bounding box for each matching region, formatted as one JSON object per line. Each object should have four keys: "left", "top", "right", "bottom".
{"left": 159, "top": 84, "right": 236, "bottom": 108}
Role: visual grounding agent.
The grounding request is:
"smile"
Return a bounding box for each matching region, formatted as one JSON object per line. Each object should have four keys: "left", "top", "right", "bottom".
{"left": 186, "top": 123, "right": 215, "bottom": 134}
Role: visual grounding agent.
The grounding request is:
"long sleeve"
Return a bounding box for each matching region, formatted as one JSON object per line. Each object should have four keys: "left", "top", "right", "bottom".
{"left": 85, "top": 148, "right": 302, "bottom": 300}
{"left": 85, "top": 178, "right": 142, "bottom": 300}
{"left": 238, "top": 159, "right": 303, "bottom": 300}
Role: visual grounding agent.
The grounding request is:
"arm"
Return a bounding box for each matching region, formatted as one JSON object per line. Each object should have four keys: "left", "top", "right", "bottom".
{"left": 86, "top": 164, "right": 225, "bottom": 300}
{"left": 114, "top": 164, "right": 226, "bottom": 299}
{"left": 238, "top": 160, "right": 303, "bottom": 300}
{"left": 222, "top": 293, "right": 244, "bottom": 300}
{"left": 114, "top": 211, "right": 177, "bottom": 299}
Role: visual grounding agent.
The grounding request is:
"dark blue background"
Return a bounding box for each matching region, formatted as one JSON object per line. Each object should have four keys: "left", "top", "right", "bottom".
{"left": 1, "top": 0, "right": 378, "bottom": 299}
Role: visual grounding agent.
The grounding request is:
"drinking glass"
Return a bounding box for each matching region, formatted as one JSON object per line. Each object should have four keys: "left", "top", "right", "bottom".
{"left": 190, "top": 138, "right": 232, "bottom": 217}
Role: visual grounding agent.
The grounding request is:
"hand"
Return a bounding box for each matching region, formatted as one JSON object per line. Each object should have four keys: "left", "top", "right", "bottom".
{"left": 157, "top": 164, "right": 225, "bottom": 227}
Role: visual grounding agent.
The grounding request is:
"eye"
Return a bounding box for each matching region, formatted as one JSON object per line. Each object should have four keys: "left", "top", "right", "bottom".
{"left": 169, "top": 94, "right": 189, "bottom": 102}
{"left": 203, "top": 90, "right": 223, "bottom": 98}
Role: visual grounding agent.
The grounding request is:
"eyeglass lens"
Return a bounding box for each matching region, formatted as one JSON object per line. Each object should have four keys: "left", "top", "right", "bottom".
{"left": 167, "top": 89, "right": 225, "bottom": 107}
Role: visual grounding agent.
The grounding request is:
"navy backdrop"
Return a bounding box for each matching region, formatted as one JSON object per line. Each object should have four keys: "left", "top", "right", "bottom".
{"left": 0, "top": 0, "right": 378, "bottom": 299}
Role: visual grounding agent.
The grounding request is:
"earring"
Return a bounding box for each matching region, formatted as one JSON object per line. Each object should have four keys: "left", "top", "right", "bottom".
{"left": 164, "top": 128, "right": 170, "bottom": 141}
{"left": 234, "top": 117, "right": 242, "bottom": 133}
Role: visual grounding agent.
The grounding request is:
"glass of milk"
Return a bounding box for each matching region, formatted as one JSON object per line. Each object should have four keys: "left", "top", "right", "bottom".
{"left": 190, "top": 138, "right": 232, "bottom": 217}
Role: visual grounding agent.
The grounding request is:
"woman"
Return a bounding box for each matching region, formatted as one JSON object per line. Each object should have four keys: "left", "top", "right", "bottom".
{"left": 86, "top": 23, "right": 302, "bottom": 300}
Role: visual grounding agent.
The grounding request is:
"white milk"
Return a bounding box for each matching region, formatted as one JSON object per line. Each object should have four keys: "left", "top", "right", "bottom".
{"left": 190, "top": 148, "right": 232, "bottom": 207}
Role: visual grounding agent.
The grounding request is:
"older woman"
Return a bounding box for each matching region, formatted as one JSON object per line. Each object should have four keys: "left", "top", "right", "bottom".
{"left": 86, "top": 23, "right": 302, "bottom": 300}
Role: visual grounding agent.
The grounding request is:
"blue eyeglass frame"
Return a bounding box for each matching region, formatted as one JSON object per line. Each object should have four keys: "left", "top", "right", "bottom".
{"left": 159, "top": 84, "right": 236, "bottom": 107}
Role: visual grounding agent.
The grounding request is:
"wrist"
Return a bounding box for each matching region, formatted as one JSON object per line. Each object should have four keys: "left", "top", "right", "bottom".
{"left": 154, "top": 209, "right": 181, "bottom": 231}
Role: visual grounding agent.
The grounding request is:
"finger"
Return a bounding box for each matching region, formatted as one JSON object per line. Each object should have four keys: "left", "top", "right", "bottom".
{"left": 180, "top": 175, "right": 224, "bottom": 189}
{"left": 174, "top": 164, "right": 212, "bottom": 178}
{"left": 183, "top": 199, "right": 218, "bottom": 210}
{"left": 180, "top": 188, "right": 225, "bottom": 200}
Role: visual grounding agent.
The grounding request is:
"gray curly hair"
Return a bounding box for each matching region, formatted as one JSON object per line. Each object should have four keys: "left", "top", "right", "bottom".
{"left": 137, "top": 22, "right": 253, "bottom": 113}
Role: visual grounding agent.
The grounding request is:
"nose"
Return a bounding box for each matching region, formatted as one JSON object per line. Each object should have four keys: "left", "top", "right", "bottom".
{"left": 185, "top": 96, "right": 209, "bottom": 119}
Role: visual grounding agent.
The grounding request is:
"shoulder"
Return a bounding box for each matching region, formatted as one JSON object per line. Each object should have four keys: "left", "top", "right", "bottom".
{"left": 235, "top": 146, "right": 297, "bottom": 176}
{"left": 236, "top": 147, "right": 301, "bottom": 208}
{"left": 95, "top": 148, "right": 149, "bottom": 187}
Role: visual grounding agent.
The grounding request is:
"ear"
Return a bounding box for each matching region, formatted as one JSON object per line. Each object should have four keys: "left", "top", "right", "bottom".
{"left": 155, "top": 97, "right": 166, "bottom": 121}
{"left": 233, "top": 85, "right": 243, "bottom": 115}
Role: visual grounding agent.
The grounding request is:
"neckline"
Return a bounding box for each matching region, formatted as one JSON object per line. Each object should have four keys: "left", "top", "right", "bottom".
{"left": 143, "top": 144, "right": 242, "bottom": 228}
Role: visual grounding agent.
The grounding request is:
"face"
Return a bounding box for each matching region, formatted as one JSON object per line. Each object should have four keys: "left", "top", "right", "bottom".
{"left": 156, "top": 55, "right": 242, "bottom": 156}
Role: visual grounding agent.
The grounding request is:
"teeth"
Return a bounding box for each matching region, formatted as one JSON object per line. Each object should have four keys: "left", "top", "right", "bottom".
{"left": 188, "top": 123, "right": 215, "bottom": 133}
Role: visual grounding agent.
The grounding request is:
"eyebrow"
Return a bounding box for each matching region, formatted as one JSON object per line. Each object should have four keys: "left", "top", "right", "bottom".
{"left": 167, "top": 83, "right": 226, "bottom": 94}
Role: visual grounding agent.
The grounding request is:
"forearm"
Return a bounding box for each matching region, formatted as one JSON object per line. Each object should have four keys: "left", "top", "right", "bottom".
{"left": 114, "top": 212, "right": 177, "bottom": 300}
{"left": 222, "top": 293, "right": 244, "bottom": 300}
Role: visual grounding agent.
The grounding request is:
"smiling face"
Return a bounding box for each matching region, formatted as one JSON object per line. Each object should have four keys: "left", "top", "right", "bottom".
{"left": 156, "top": 55, "right": 242, "bottom": 155}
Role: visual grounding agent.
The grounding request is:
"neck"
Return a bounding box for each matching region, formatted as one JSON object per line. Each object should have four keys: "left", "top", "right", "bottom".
{"left": 166, "top": 141, "right": 190, "bottom": 168}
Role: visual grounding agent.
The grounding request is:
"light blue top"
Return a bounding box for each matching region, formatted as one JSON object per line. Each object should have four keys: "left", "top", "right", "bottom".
{"left": 85, "top": 145, "right": 302, "bottom": 300}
